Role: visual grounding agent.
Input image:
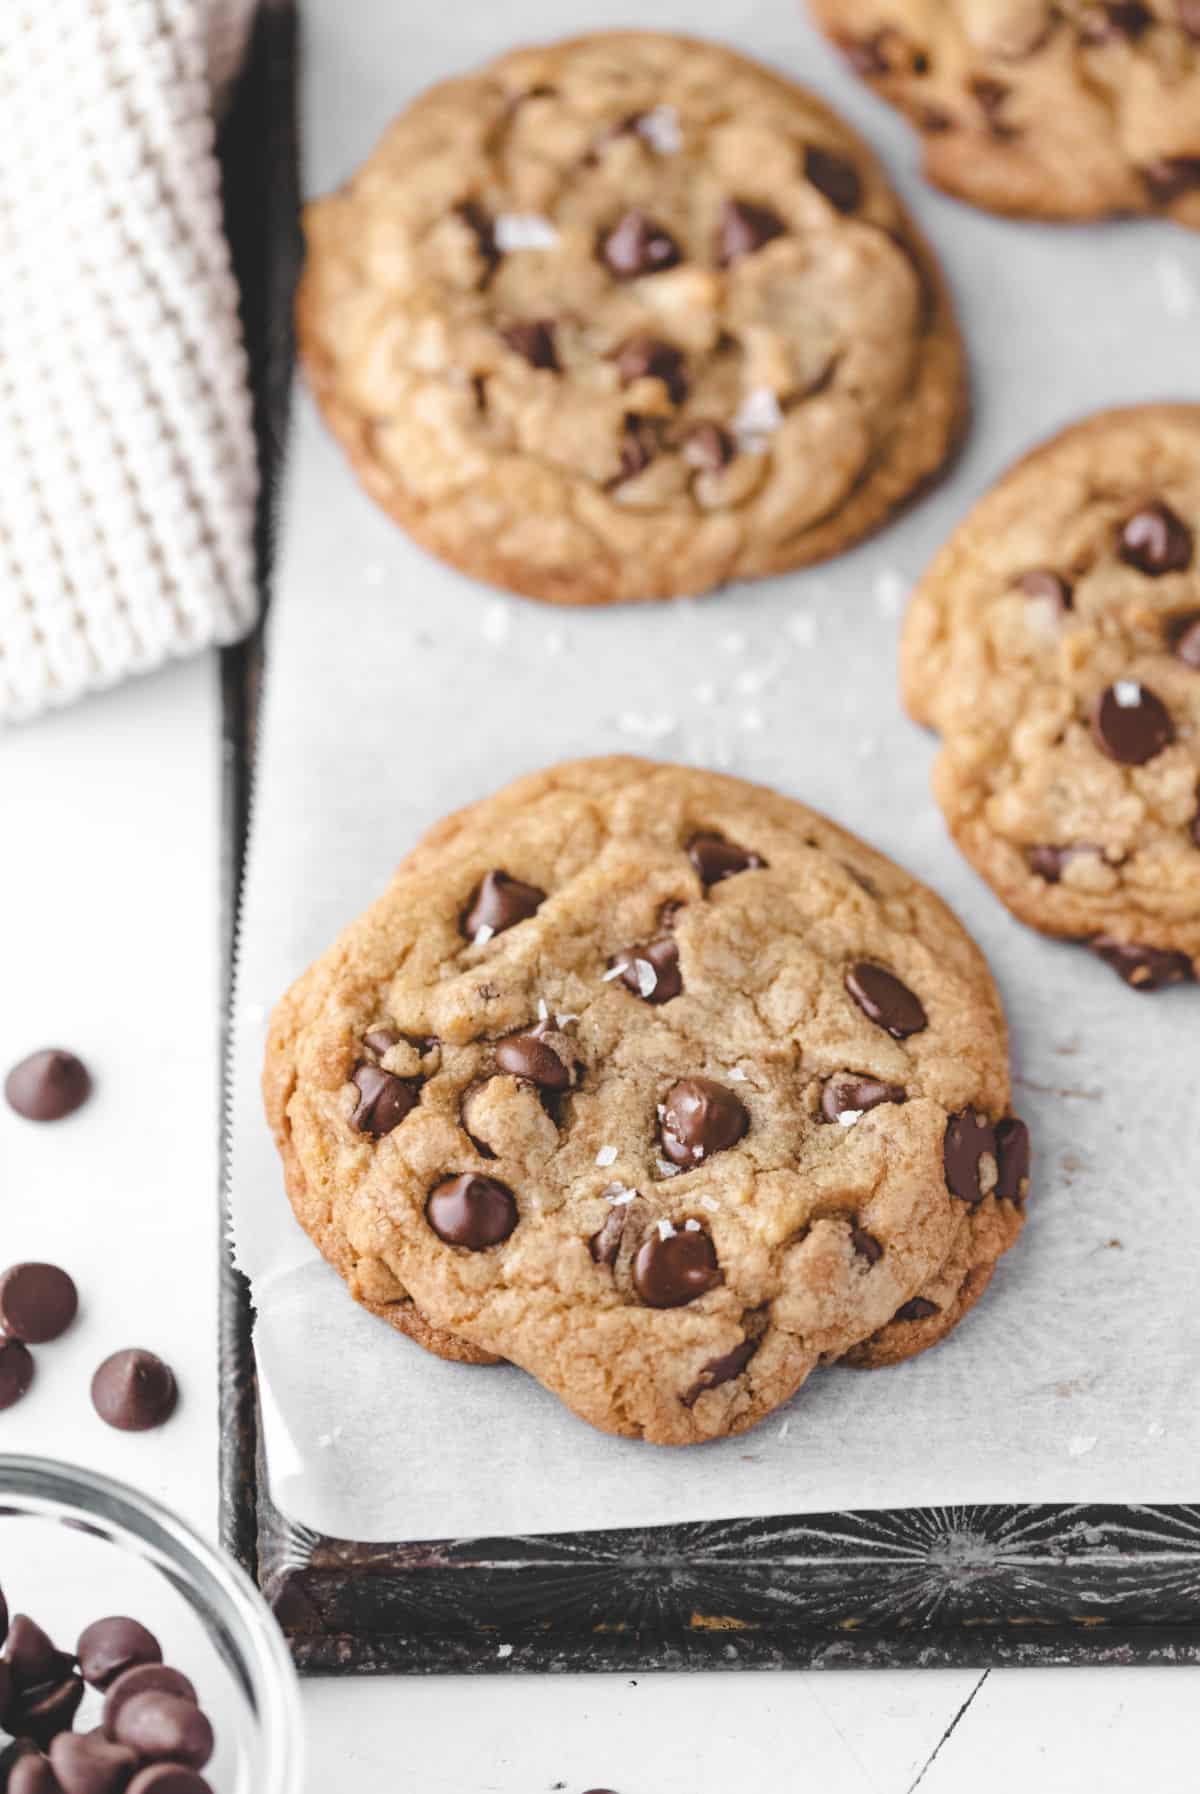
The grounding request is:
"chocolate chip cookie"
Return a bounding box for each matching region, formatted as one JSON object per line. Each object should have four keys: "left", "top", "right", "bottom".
{"left": 810, "top": 0, "right": 1200, "bottom": 225}
{"left": 264, "top": 759, "right": 1028, "bottom": 1444}
{"left": 902, "top": 404, "right": 1200, "bottom": 988}
{"left": 296, "top": 31, "right": 967, "bottom": 606}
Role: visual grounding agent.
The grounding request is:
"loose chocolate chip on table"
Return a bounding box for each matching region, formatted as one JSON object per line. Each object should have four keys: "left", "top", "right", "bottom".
{"left": 9, "top": 1753, "right": 61, "bottom": 1794}
{"left": 0, "top": 1338, "right": 35, "bottom": 1410}
{"left": 1118, "top": 501, "right": 1194, "bottom": 575}
{"left": 1017, "top": 568, "right": 1073, "bottom": 611}
{"left": 463, "top": 870, "right": 545, "bottom": 940}
{"left": 102, "top": 1667, "right": 197, "bottom": 1740}
{"left": 426, "top": 1174, "right": 518, "bottom": 1249}
{"left": 994, "top": 1117, "right": 1031, "bottom": 1204}
{"left": 682, "top": 421, "right": 735, "bottom": 472}
{"left": 589, "top": 1205, "right": 628, "bottom": 1268}
{"left": 716, "top": 198, "right": 785, "bottom": 265}
{"left": 0, "top": 1263, "right": 78, "bottom": 1344}
{"left": 634, "top": 1226, "right": 722, "bottom": 1308}
{"left": 599, "top": 210, "right": 681, "bottom": 278}
{"left": 1168, "top": 610, "right": 1200, "bottom": 669}
{"left": 660, "top": 1078, "right": 749, "bottom": 1166}
{"left": 820, "top": 1075, "right": 906, "bottom": 1123}
{"left": 349, "top": 1064, "right": 417, "bottom": 1138}
{"left": 495, "top": 1029, "right": 571, "bottom": 1090}
{"left": 845, "top": 963, "right": 928, "bottom": 1038}
{"left": 611, "top": 938, "right": 683, "bottom": 1004}
{"left": 1143, "top": 158, "right": 1200, "bottom": 204}
{"left": 501, "top": 319, "right": 560, "bottom": 371}
{"left": 894, "top": 1297, "right": 939, "bottom": 1323}
{"left": 127, "top": 1770, "right": 214, "bottom": 1794}
{"left": 802, "top": 145, "right": 862, "bottom": 212}
{"left": 616, "top": 414, "right": 662, "bottom": 481}
{"left": 5, "top": 1049, "right": 91, "bottom": 1122}
{"left": 682, "top": 1337, "right": 758, "bottom": 1406}
{"left": 1089, "top": 938, "right": 1195, "bottom": 990}
{"left": 1090, "top": 682, "right": 1173, "bottom": 765}
{"left": 615, "top": 334, "right": 688, "bottom": 404}
{"left": 944, "top": 1109, "right": 998, "bottom": 1204}
{"left": 113, "top": 1692, "right": 213, "bottom": 1771}
{"left": 76, "top": 1619, "right": 162, "bottom": 1691}
{"left": 687, "top": 832, "right": 765, "bottom": 885}
{"left": 850, "top": 1226, "right": 884, "bottom": 1265}
{"left": 91, "top": 1351, "right": 178, "bottom": 1433}
{"left": 49, "top": 1731, "right": 140, "bottom": 1794}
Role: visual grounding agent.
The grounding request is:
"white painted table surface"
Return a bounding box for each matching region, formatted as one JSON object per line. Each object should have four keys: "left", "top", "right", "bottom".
{"left": 2, "top": 658, "right": 1198, "bottom": 1791}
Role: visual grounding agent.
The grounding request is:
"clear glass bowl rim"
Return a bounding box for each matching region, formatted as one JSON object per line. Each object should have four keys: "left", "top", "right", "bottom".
{"left": 0, "top": 1453, "right": 303, "bottom": 1794}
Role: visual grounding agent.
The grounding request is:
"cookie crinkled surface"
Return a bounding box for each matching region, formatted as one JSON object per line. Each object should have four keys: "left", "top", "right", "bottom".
{"left": 296, "top": 30, "right": 967, "bottom": 606}
{"left": 265, "top": 759, "right": 1028, "bottom": 1444}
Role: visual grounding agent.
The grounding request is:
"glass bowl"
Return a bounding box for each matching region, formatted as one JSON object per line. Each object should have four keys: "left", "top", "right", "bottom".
{"left": 0, "top": 1455, "right": 303, "bottom": 1794}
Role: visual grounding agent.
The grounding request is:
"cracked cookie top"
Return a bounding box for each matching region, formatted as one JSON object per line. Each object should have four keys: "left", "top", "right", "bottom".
{"left": 810, "top": 0, "right": 1200, "bottom": 224}
{"left": 296, "top": 30, "right": 966, "bottom": 606}
{"left": 902, "top": 404, "right": 1200, "bottom": 988}
{"left": 264, "top": 758, "right": 1027, "bottom": 1444}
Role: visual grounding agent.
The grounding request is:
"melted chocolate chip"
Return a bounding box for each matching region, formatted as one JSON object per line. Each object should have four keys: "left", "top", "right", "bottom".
{"left": 426, "top": 1175, "right": 518, "bottom": 1249}
{"left": 716, "top": 198, "right": 786, "bottom": 266}
{"left": 633, "top": 1226, "right": 722, "bottom": 1308}
{"left": 820, "top": 1076, "right": 906, "bottom": 1122}
{"left": 349, "top": 1065, "right": 417, "bottom": 1138}
{"left": 599, "top": 210, "right": 681, "bottom": 278}
{"left": 615, "top": 334, "right": 688, "bottom": 403}
{"left": 453, "top": 201, "right": 500, "bottom": 284}
{"left": 994, "top": 1117, "right": 1031, "bottom": 1204}
{"left": 850, "top": 1226, "right": 884, "bottom": 1265}
{"left": 611, "top": 938, "right": 683, "bottom": 1004}
{"left": 1018, "top": 568, "right": 1073, "bottom": 611}
{"left": 944, "top": 1109, "right": 998, "bottom": 1204}
{"left": 589, "top": 1205, "right": 627, "bottom": 1267}
{"left": 463, "top": 870, "right": 545, "bottom": 940}
{"left": 76, "top": 1619, "right": 162, "bottom": 1692}
{"left": 5, "top": 1049, "right": 91, "bottom": 1122}
{"left": 660, "top": 1078, "right": 749, "bottom": 1166}
{"left": 496, "top": 1029, "right": 571, "bottom": 1090}
{"left": 894, "top": 1297, "right": 939, "bottom": 1323}
{"left": 1169, "top": 611, "right": 1200, "bottom": 668}
{"left": 1143, "top": 158, "right": 1200, "bottom": 204}
{"left": 687, "top": 832, "right": 765, "bottom": 884}
{"left": 802, "top": 146, "right": 862, "bottom": 212}
{"left": 1118, "top": 501, "right": 1194, "bottom": 575}
{"left": 102, "top": 1667, "right": 197, "bottom": 1741}
{"left": 0, "top": 1262, "right": 78, "bottom": 1343}
{"left": 845, "top": 963, "right": 928, "bottom": 1038}
{"left": 616, "top": 414, "right": 662, "bottom": 481}
{"left": 501, "top": 319, "right": 559, "bottom": 370}
{"left": 1090, "top": 683, "right": 1173, "bottom": 764}
{"left": 49, "top": 1731, "right": 140, "bottom": 1794}
{"left": 0, "top": 1338, "right": 35, "bottom": 1410}
{"left": 113, "top": 1692, "right": 213, "bottom": 1771}
{"left": 1027, "top": 843, "right": 1090, "bottom": 883}
{"left": 682, "top": 1337, "right": 759, "bottom": 1406}
{"left": 682, "top": 421, "right": 735, "bottom": 472}
{"left": 90, "top": 1350, "right": 178, "bottom": 1432}
{"left": 1089, "top": 938, "right": 1195, "bottom": 990}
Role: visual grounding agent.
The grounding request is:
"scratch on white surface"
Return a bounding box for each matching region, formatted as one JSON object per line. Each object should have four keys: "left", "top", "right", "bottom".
{"left": 905, "top": 1670, "right": 990, "bottom": 1792}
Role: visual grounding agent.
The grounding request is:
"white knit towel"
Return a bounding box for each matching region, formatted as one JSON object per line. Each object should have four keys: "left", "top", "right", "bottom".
{"left": 0, "top": 0, "right": 260, "bottom": 724}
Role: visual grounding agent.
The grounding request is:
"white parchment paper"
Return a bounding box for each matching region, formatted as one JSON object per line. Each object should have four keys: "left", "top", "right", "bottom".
{"left": 229, "top": 0, "right": 1200, "bottom": 1543}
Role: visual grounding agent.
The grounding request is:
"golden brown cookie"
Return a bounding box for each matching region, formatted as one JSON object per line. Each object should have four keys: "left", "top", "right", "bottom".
{"left": 902, "top": 404, "right": 1200, "bottom": 988}
{"left": 296, "top": 31, "right": 967, "bottom": 606}
{"left": 264, "top": 758, "right": 1029, "bottom": 1444}
{"left": 809, "top": 0, "right": 1200, "bottom": 225}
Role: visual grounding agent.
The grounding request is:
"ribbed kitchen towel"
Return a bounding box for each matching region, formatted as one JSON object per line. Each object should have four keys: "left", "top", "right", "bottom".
{"left": 0, "top": 0, "right": 259, "bottom": 723}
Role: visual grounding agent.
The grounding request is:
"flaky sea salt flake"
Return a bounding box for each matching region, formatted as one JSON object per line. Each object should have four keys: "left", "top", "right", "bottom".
{"left": 732, "top": 387, "right": 783, "bottom": 450}
{"left": 637, "top": 104, "right": 682, "bottom": 154}
{"left": 634, "top": 958, "right": 658, "bottom": 998}
{"left": 494, "top": 212, "right": 560, "bottom": 252}
{"left": 728, "top": 1067, "right": 747, "bottom": 1082}
{"left": 1114, "top": 680, "right": 1142, "bottom": 708}
{"left": 496, "top": 1643, "right": 514, "bottom": 1659}
{"left": 473, "top": 924, "right": 495, "bottom": 946}
{"left": 837, "top": 1109, "right": 864, "bottom": 1128}
{"left": 699, "top": 1194, "right": 720, "bottom": 1212}
{"left": 537, "top": 997, "right": 549, "bottom": 1021}
{"left": 657, "top": 1218, "right": 677, "bottom": 1241}
{"left": 601, "top": 963, "right": 625, "bottom": 982}
{"left": 684, "top": 1218, "right": 702, "bottom": 1232}
{"left": 595, "top": 1143, "right": 618, "bottom": 1167}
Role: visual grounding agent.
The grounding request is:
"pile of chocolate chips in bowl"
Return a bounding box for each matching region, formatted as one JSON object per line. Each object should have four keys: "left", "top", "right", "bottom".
{"left": 0, "top": 1585, "right": 216, "bottom": 1794}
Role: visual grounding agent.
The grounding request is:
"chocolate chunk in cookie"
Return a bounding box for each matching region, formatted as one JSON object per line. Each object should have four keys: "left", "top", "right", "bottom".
{"left": 633, "top": 1224, "right": 722, "bottom": 1307}
{"left": 426, "top": 1175, "right": 519, "bottom": 1248}
{"left": 845, "top": 962, "right": 927, "bottom": 1037}
{"left": 463, "top": 870, "right": 545, "bottom": 940}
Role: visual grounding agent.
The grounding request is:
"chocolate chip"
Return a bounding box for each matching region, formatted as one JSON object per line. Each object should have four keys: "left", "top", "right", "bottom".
{"left": 660, "top": 1078, "right": 749, "bottom": 1167}
{"left": 454, "top": 200, "right": 499, "bottom": 284}
{"left": 944, "top": 1109, "right": 998, "bottom": 1204}
{"left": 90, "top": 1350, "right": 178, "bottom": 1432}
{"left": 8, "top": 1752, "right": 61, "bottom": 1794}
{"left": 362, "top": 1029, "right": 398, "bottom": 1057}
{"left": 894, "top": 1297, "right": 939, "bottom": 1323}
{"left": 0, "top": 1263, "right": 77, "bottom": 1344}
{"left": 127, "top": 1770, "right": 214, "bottom": 1794}
{"left": 426, "top": 1175, "right": 518, "bottom": 1249}
{"left": 916, "top": 105, "right": 954, "bottom": 133}
{"left": 1090, "top": 682, "right": 1173, "bottom": 764}
{"left": 0, "top": 1583, "right": 7, "bottom": 1637}
{"left": 994, "top": 1117, "right": 1031, "bottom": 1204}
{"left": 589, "top": 1205, "right": 627, "bottom": 1267}
{"left": 349, "top": 1064, "right": 417, "bottom": 1138}
{"left": 102, "top": 1668, "right": 196, "bottom": 1741}
{"left": 616, "top": 414, "right": 662, "bottom": 481}
{"left": 495, "top": 1029, "right": 571, "bottom": 1090}
{"left": 716, "top": 198, "right": 786, "bottom": 266}
{"left": 687, "top": 832, "right": 765, "bottom": 884}
{"left": 633, "top": 1226, "right": 721, "bottom": 1308}
{"left": 76, "top": 1619, "right": 162, "bottom": 1692}
{"left": 113, "top": 1693, "right": 213, "bottom": 1771}
{"left": 599, "top": 210, "right": 681, "bottom": 278}
{"left": 49, "top": 1731, "right": 140, "bottom": 1794}
{"left": 682, "top": 422, "right": 735, "bottom": 472}
{"left": 1017, "top": 568, "right": 1073, "bottom": 611}
{"left": 463, "top": 870, "right": 545, "bottom": 940}
{"left": 969, "top": 76, "right": 1016, "bottom": 134}
{"left": 1143, "top": 157, "right": 1200, "bottom": 204}
{"left": 845, "top": 963, "right": 928, "bottom": 1038}
{"left": 682, "top": 1337, "right": 758, "bottom": 1406}
{"left": 615, "top": 334, "right": 688, "bottom": 404}
{"left": 1169, "top": 611, "right": 1200, "bottom": 668}
{"left": 850, "top": 1226, "right": 884, "bottom": 1265}
{"left": 1179, "top": 0, "right": 1200, "bottom": 34}
{"left": 501, "top": 320, "right": 559, "bottom": 371}
{"left": 0, "top": 1338, "right": 34, "bottom": 1410}
{"left": 5, "top": 1049, "right": 91, "bottom": 1122}
{"left": 820, "top": 1076, "right": 906, "bottom": 1123}
{"left": 611, "top": 938, "right": 683, "bottom": 1004}
{"left": 1089, "top": 938, "right": 1195, "bottom": 990}
{"left": 13, "top": 1675, "right": 85, "bottom": 1750}
{"left": 1027, "top": 844, "right": 1081, "bottom": 883}
{"left": 4, "top": 1617, "right": 68, "bottom": 1689}
{"left": 1118, "top": 501, "right": 1194, "bottom": 575}
{"left": 802, "top": 146, "right": 862, "bottom": 212}
{"left": 1079, "top": 0, "right": 1153, "bottom": 35}
{"left": 841, "top": 32, "right": 892, "bottom": 75}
